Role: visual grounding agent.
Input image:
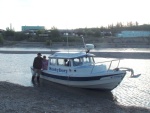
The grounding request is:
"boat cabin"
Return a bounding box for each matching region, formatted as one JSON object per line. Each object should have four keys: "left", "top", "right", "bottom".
{"left": 47, "top": 52, "right": 108, "bottom": 76}
{"left": 48, "top": 52, "right": 95, "bottom": 67}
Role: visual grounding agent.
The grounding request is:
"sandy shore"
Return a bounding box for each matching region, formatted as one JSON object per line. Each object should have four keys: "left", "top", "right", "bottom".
{"left": 0, "top": 81, "right": 150, "bottom": 113}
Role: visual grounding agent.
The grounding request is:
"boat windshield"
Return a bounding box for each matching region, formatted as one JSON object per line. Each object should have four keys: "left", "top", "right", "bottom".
{"left": 49, "top": 56, "right": 94, "bottom": 67}
{"left": 73, "top": 56, "right": 94, "bottom": 66}
{"left": 83, "top": 56, "right": 94, "bottom": 63}
{"left": 49, "top": 58, "right": 71, "bottom": 67}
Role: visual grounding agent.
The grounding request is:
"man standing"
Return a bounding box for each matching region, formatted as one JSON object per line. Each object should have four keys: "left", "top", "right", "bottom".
{"left": 32, "top": 53, "right": 43, "bottom": 83}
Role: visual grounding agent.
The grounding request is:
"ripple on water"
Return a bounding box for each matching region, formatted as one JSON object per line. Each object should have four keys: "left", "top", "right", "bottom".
{"left": 111, "top": 59, "right": 150, "bottom": 108}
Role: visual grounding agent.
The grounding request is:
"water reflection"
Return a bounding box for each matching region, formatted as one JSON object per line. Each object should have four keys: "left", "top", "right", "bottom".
{"left": 112, "top": 59, "right": 150, "bottom": 108}
{"left": 0, "top": 54, "right": 35, "bottom": 86}
{"left": 39, "top": 78, "right": 115, "bottom": 101}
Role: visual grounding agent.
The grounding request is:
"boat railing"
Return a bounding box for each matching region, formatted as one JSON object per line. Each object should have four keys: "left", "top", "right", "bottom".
{"left": 91, "top": 59, "right": 120, "bottom": 73}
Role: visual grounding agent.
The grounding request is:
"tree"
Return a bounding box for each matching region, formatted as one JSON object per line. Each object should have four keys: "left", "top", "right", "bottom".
{"left": 36, "top": 30, "right": 45, "bottom": 34}
{"left": 0, "top": 35, "right": 4, "bottom": 45}
{"left": 14, "top": 32, "right": 28, "bottom": 41}
{"left": 4, "top": 27, "right": 15, "bottom": 40}
{"left": 135, "top": 21, "right": 139, "bottom": 26}
{"left": 50, "top": 26, "right": 60, "bottom": 38}
{"left": 5, "top": 27, "right": 15, "bottom": 36}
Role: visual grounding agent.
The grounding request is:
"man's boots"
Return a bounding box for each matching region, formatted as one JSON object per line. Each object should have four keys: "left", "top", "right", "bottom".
{"left": 37, "top": 76, "right": 40, "bottom": 83}
{"left": 32, "top": 75, "right": 35, "bottom": 83}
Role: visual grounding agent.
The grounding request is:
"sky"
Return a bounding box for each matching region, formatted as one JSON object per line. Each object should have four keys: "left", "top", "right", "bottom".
{"left": 0, "top": 0, "right": 150, "bottom": 31}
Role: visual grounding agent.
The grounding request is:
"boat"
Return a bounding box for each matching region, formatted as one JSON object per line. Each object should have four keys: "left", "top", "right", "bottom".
{"left": 31, "top": 39, "right": 136, "bottom": 90}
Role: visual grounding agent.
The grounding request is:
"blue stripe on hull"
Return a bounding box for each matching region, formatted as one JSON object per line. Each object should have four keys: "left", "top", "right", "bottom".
{"left": 41, "top": 71, "right": 125, "bottom": 81}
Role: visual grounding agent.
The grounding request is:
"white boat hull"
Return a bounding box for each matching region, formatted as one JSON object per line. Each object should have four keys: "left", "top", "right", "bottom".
{"left": 32, "top": 69, "right": 126, "bottom": 90}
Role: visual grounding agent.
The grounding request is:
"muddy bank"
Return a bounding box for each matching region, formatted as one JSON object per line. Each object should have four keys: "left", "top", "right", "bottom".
{"left": 0, "top": 81, "right": 150, "bottom": 113}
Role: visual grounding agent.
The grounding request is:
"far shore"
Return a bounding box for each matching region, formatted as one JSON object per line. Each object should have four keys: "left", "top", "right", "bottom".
{"left": 1, "top": 40, "right": 150, "bottom": 59}
{"left": 2, "top": 37, "right": 150, "bottom": 48}
{"left": 0, "top": 49, "right": 150, "bottom": 59}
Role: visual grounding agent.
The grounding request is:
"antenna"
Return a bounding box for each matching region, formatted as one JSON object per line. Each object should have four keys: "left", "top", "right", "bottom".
{"left": 82, "top": 36, "right": 88, "bottom": 53}
{"left": 66, "top": 33, "right": 69, "bottom": 53}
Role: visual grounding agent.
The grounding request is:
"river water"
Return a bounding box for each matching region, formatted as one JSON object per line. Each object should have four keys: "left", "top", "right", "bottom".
{"left": 0, "top": 47, "right": 150, "bottom": 109}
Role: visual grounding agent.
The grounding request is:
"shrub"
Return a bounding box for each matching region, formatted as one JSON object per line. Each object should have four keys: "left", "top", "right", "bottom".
{"left": 45, "top": 40, "right": 52, "bottom": 46}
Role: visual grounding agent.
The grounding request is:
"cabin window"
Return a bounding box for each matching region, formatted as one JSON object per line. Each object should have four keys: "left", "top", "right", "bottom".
{"left": 50, "top": 58, "right": 57, "bottom": 65}
{"left": 58, "top": 59, "right": 65, "bottom": 66}
{"left": 83, "top": 57, "right": 94, "bottom": 63}
{"left": 73, "top": 58, "right": 82, "bottom": 66}
{"left": 64, "top": 59, "right": 70, "bottom": 66}
{"left": 89, "top": 57, "right": 95, "bottom": 63}
{"left": 83, "top": 57, "right": 90, "bottom": 63}
{"left": 56, "top": 58, "right": 71, "bottom": 67}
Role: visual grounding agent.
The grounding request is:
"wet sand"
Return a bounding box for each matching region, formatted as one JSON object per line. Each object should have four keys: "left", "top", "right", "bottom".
{"left": 0, "top": 81, "right": 150, "bottom": 113}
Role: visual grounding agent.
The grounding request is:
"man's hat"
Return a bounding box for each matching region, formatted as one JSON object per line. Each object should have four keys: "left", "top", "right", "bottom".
{"left": 37, "top": 53, "right": 42, "bottom": 56}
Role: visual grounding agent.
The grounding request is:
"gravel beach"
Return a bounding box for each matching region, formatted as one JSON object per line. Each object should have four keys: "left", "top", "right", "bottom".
{"left": 0, "top": 81, "right": 150, "bottom": 113}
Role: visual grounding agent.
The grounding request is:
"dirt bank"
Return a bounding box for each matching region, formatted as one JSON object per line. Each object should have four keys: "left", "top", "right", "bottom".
{"left": 0, "top": 81, "right": 150, "bottom": 113}
{"left": 3, "top": 37, "right": 150, "bottom": 48}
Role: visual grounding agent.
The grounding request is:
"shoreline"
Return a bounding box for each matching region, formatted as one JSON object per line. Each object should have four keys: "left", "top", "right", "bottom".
{"left": 1, "top": 40, "right": 150, "bottom": 59}
{"left": 0, "top": 50, "right": 150, "bottom": 59}
{"left": 0, "top": 81, "right": 150, "bottom": 113}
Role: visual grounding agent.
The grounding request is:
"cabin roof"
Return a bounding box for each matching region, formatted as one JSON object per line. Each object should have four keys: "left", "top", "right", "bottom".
{"left": 49, "top": 52, "right": 95, "bottom": 59}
